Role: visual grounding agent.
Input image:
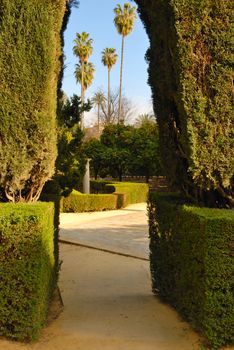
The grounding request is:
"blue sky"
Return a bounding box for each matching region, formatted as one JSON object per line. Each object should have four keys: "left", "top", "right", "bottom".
{"left": 62, "top": 0, "right": 152, "bottom": 125}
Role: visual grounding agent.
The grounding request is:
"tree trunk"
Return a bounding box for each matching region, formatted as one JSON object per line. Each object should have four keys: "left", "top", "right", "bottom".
{"left": 118, "top": 35, "right": 125, "bottom": 124}
{"left": 97, "top": 104, "right": 100, "bottom": 134}
{"left": 108, "top": 67, "right": 111, "bottom": 123}
{"left": 145, "top": 174, "right": 150, "bottom": 183}
{"left": 81, "top": 61, "right": 85, "bottom": 130}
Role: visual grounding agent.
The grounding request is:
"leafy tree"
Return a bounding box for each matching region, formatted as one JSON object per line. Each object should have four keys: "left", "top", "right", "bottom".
{"left": 101, "top": 48, "right": 118, "bottom": 120}
{"left": 84, "top": 139, "right": 106, "bottom": 179}
{"left": 73, "top": 32, "right": 93, "bottom": 129}
{"left": 84, "top": 123, "right": 162, "bottom": 182}
{"left": 58, "top": 94, "right": 91, "bottom": 128}
{"left": 100, "top": 124, "right": 134, "bottom": 181}
{"left": 47, "top": 93, "right": 91, "bottom": 194}
{"left": 129, "top": 123, "right": 163, "bottom": 182}
{"left": 54, "top": 125, "right": 85, "bottom": 194}
{"left": 114, "top": 3, "right": 137, "bottom": 123}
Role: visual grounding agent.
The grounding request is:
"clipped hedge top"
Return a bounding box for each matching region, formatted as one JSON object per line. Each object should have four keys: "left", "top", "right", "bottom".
{"left": 0, "top": 202, "right": 54, "bottom": 219}
{"left": 71, "top": 189, "right": 115, "bottom": 197}
{"left": 150, "top": 192, "right": 234, "bottom": 220}
{"left": 183, "top": 205, "right": 234, "bottom": 221}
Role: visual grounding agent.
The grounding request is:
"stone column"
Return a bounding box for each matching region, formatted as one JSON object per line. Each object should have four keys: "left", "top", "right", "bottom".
{"left": 83, "top": 159, "right": 90, "bottom": 194}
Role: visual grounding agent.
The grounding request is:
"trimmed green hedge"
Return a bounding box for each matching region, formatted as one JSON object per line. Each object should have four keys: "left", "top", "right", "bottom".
{"left": 0, "top": 202, "right": 58, "bottom": 340}
{"left": 136, "top": 0, "right": 233, "bottom": 207}
{"left": 148, "top": 192, "right": 234, "bottom": 349}
{"left": 62, "top": 182, "right": 148, "bottom": 213}
{"left": 90, "top": 180, "right": 112, "bottom": 194}
{"left": 107, "top": 182, "right": 148, "bottom": 206}
{"left": 63, "top": 190, "right": 117, "bottom": 213}
{"left": 0, "top": 0, "right": 66, "bottom": 202}
{"left": 90, "top": 180, "right": 149, "bottom": 206}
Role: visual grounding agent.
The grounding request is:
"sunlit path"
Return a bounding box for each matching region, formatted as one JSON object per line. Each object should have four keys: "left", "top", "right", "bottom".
{"left": 0, "top": 244, "right": 201, "bottom": 350}
{"left": 60, "top": 203, "right": 149, "bottom": 259}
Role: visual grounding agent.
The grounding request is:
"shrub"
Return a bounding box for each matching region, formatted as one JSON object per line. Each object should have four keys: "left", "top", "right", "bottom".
{"left": 90, "top": 180, "right": 112, "bottom": 194}
{"left": 108, "top": 182, "right": 148, "bottom": 205}
{"left": 63, "top": 190, "right": 117, "bottom": 212}
{"left": 91, "top": 180, "right": 149, "bottom": 206}
{"left": 136, "top": 0, "right": 233, "bottom": 207}
{"left": 0, "top": 0, "right": 66, "bottom": 202}
{"left": 0, "top": 202, "right": 58, "bottom": 340}
{"left": 148, "top": 192, "right": 234, "bottom": 349}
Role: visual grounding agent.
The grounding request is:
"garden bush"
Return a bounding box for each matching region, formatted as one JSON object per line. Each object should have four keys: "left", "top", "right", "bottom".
{"left": 0, "top": 0, "right": 66, "bottom": 202}
{"left": 90, "top": 180, "right": 112, "bottom": 194}
{"left": 0, "top": 202, "right": 58, "bottom": 340}
{"left": 63, "top": 190, "right": 117, "bottom": 212}
{"left": 107, "top": 182, "right": 148, "bottom": 205}
{"left": 90, "top": 180, "right": 149, "bottom": 206}
{"left": 148, "top": 192, "right": 234, "bottom": 349}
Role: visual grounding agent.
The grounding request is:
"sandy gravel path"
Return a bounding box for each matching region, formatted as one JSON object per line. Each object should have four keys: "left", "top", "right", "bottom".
{"left": 1, "top": 245, "right": 201, "bottom": 350}
{"left": 59, "top": 203, "right": 150, "bottom": 259}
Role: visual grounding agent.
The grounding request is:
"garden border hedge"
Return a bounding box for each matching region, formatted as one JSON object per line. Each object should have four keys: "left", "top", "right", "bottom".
{"left": 91, "top": 180, "right": 149, "bottom": 206}
{"left": 61, "top": 182, "right": 149, "bottom": 213}
{"left": 0, "top": 202, "right": 59, "bottom": 341}
{"left": 62, "top": 190, "right": 117, "bottom": 213}
{"left": 148, "top": 192, "right": 234, "bottom": 349}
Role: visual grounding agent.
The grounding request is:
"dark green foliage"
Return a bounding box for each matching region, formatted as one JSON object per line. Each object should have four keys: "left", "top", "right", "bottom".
{"left": 100, "top": 124, "right": 134, "bottom": 181}
{"left": 129, "top": 123, "right": 163, "bottom": 182}
{"left": 57, "top": 94, "right": 91, "bottom": 129}
{"left": 53, "top": 94, "right": 92, "bottom": 194}
{"left": 85, "top": 123, "right": 162, "bottom": 181}
{"left": 55, "top": 125, "right": 85, "bottom": 193}
{"left": 0, "top": 202, "right": 58, "bottom": 340}
{"left": 90, "top": 180, "right": 113, "bottom": 194}
{"left": 148, "top": 192, "right": 234, "bottom": 348}
{"left": 136, "top": 0, "right": 234, "bottom": 207}
{"left": 84, "top": 139, "right": 107, "bottom": 180}
{"left": 0, "top": 0, "right": 66, "bottom": 202}
{"left": 62, "top": 190, "right": 117, "bottom": 212}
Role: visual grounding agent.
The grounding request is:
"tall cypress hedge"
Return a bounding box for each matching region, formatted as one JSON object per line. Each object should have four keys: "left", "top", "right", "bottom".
{"left": 0, "top": 0, "right": 66, "bottom": 202}
{"left": 136, "top": 0, "right": 234, "bottom": 207}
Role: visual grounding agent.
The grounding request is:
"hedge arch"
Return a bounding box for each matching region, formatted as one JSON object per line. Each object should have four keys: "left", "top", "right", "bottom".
{"left": 0, "top": 0, "right": 233, "bottom": 207}
{"left": 135, "top": 0, "right": 233, "bottom": 208}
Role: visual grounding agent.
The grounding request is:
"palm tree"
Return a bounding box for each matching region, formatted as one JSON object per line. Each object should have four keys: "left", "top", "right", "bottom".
{"left": 91, "top": 90, "right": 106, "bottom": 133}
{"left": 101, "top": 48, "right": 118, "bottom": 120}
{"left": 73, "top": 32, "right": 93, "bottom": 129}
{"left": 114, "top": 3, "right": 136, "bottom": 123}
{"left": 135, "top": 113, "right": 156, "bottom": 127}
{"left": 75, "top": 62, "right": 95, "bottom": 91}
{"left": 75, "top": 62, "right": 95, "bottom": 128}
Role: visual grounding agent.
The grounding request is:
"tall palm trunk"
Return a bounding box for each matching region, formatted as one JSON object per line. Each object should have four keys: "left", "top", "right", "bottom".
{"left": 81, "top": 61, "right": 85, "bottom": 130}
{"left": 118, "top": 35, "right": 125, "bottom": 124}
{"left": 108, "top": 67, "right": 111, "bottom": 123}
{"left": 97, "top": 103, "right": 100, "bottom": 133}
